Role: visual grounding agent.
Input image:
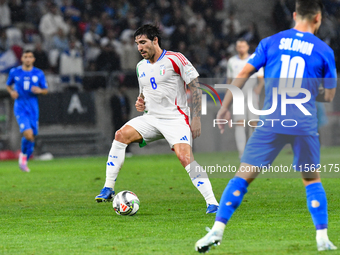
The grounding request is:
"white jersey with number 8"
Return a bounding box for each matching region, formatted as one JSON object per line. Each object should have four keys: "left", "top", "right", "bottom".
{"left": 136, "top": 50, "right": 199, "bottom": 120}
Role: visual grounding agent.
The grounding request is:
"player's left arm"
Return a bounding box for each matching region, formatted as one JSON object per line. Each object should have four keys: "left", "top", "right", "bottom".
{"left": 31, "top": 73, "right": 48, "bottom": 95}
{"left": 316, "top": 87, "right": 336, "bottom": 102}
{"left": 31, "top": 87, "right": 48, "bottom": 95}
{"left": 187, "top": 77, "right": 201, "bottom": 139}
{"left": 254, "top": 75, "right": 264, "bottom": 95}
{"left": 316, "top": 50, "right": 337, "bottom": 102}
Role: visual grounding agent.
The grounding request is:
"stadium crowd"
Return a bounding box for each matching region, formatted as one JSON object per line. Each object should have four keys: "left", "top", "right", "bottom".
{"left": 0, "top": 0, "right": 339, "bottom": 83}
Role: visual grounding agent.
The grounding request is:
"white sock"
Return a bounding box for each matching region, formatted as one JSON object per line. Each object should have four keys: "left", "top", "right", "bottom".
{"left": 212, "top": 220, "right": 226, "bottom": 233}
{"left": 316, "top": 228, "right": 328, "bottom": 241}
{"left": 185, "top": 161, "right": 218, "bottom": 205}
{"left": 235, "top": 125, "right": 246, "bottom": 158}
{"left": 104, "top": 140, "right": 127, "bottom": 189}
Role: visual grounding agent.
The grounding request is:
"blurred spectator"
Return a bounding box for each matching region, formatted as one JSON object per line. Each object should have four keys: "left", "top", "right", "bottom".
{"left": 155, "top": 0, "right": 172, "bottom": 26}
{"left": 95, "top": 38, "right": 120, "bottom": 72}
{"left": 119, "top": 35, "right": 141, "bottom": 71}
{"left": 59, "top": 38, "right": 83, "bottom": 85}
{"left": 318, "top": 15, "right": 336, "bottom": 45}
{"left": 39, "top": 3, "right": 69, "bottom": 50}
{"left": 100, "top": 12, "right": 114, "bottom": 32}
{"left": 272, "top": 0, "right": 292, "bottom": 31}
{"left": 0, "top": 28, "right": 9, "bottom": 53}
{"left": 100, "top": 28, "right": 122, "bottom": 54}
{"left": 193, "top": 0, "right": 210, "bottom": 14}
{"left": 201, "top": 56, "right": 218, "bottom": 77}
{"left": 83, "top": 20, "right": 101, "bottom": 65}
{"left": 170, "top": 24, "right": 189, "bottom": 51}
{"left": 323, "top": 0, "right": 340, "bottom": 16}
{"left": 192, "top": 39, "right": 209, "bottom": 66}
{"left": 33, "top": 41, "right": 50, "bottom": 71}
{"left": 204, "top": 7, "right": 221, "bottom": 36}
{"left": 204, "top": 26, "right": 215, "bottom": 46}
{"left": 61, "top": 0, "right": 81, "bottom": 23}
{"left": 188, "top": 13, "right": 206, "bottom": 35}
{"left": 330, "top": 11, "right": 340, "bottom": 69}
{"left": 52, "top": 28, "right": 69, "bottom": 54}
{"left": 187, "top": 24, "right": 200, "bottom": 47}
{"left": 221, "top": 12, "right": 241, "bottom": 42}
{"left": 209, "top": 39, "right": 223, "bottom": 63}
{"left": 25, "top": 0, "right": 43, "bottom": 28}
{"left": 120, "top": 21, "right": 138, "bottom": 42}
{"left": 141, "top": 9, "right": 153, "bottom": 25}
{"left": 8, "top": 0, "right": 24, "bottom": 24}
{"left": 182, "top": 0, "right": 195, "bottom": 24}
{"left": 177, "top": 41, "right": 191, "bottom": 59}
{"left": 169, "top": 7, "right": 186, "bottom": 27}
{"left": 0, "top": 0, "right": 11, "bottom": 27}
{"left": 110, "top": 85, "right": 131, "bottom": 141}
{"left": 239, "top": 21, "right": 260, "bottom": 52}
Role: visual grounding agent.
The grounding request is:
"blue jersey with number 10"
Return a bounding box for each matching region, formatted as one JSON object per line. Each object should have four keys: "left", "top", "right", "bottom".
{"left": 6, "top": 66, "right": 48, "bottom": 119}
{"left": 248, "top": 28, "right": 337, "bottom": 135}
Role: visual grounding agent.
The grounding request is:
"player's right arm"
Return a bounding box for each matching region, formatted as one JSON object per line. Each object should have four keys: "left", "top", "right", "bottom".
{"left": 135, "top": 93, "right": 145, "bottom": 112}
{"left": 316, "top": 87, "right": 336, "bottom": 102}
{"left": 6, "top": 85, "right": 18, "bottom": 100}
{"left": 6, "top": 68, "right": 18, "bottom": 100}
{"left": 217, "top": 63, "right": 256, "bottom": 133}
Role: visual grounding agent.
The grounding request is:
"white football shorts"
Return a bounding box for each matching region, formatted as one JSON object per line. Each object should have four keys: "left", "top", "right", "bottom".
{"left": 125, "top": 114, "right": 192, "bottom": 149}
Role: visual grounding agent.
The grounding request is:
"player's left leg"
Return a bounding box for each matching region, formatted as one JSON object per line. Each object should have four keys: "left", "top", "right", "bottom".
{"left": 293, "top": 135, "right": 337, "bottom": 251}
{"left": 195, "top": 129, "right": 287, "bottom": 253}
{"left": 302, "top": 173, "right": 337, "bottom": 251}
{"left": 19, "top": 129, "right": 35, "bottom": 172}
{"left": 173, "top": 143, "right": 219, "bottom": 213}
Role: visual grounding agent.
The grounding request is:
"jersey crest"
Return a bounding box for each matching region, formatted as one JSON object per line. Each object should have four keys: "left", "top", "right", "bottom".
{"left": 160, "top": 65, "right": 165, "bottom": 76}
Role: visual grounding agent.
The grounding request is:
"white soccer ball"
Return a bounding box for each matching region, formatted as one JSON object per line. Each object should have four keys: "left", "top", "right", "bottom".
{"left": 112, "top": 190, "right": 140, "bottom": 216}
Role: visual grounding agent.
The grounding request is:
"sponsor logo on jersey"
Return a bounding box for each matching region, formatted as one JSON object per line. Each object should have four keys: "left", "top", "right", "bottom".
{"left": 139, "top": 72, "right": 145, "bottom": 78}
{"left": 160, "top": 65, "right": 165, "bottom": 76}
{"left": 15, "top": 76, "right": 19, "bottom": 81}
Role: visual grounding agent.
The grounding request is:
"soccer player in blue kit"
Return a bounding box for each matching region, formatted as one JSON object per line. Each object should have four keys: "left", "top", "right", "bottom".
{"left": 6, "top": 50, "right": 48, "bottom": 172}
{"left": 195, "top": 0, "right": 337, "bottom": 252}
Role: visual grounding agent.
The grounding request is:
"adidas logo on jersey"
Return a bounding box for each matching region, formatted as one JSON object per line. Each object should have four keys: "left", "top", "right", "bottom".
{"left": 180, "top": 136, "right": 188, "bottom": 141}
{"left": 139, "top": 72, "right": 145, "bottom": 78}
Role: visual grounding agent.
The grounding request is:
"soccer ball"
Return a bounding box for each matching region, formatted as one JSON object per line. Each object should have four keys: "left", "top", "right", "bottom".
{"left": 112, "top": 190, "right": 140, "bottom": 216}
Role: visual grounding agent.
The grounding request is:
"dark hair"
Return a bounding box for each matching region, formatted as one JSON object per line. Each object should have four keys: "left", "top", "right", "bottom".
{"left": 236, "top": 38, "right": 248, "bottom": 44}
{"left": 296, "top": 0, "right": 323, "bottom": 19}
{"left": 22, "top": 49, "right": 34, "bottom": 56}
{"left": 134, "top": 24, "right": 162, "bottom": 47}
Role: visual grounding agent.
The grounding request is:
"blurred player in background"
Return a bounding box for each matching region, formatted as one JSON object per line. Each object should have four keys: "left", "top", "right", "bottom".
{"left": 95, "top": 24, "right": 219, "bottom": 213}
{"left": 6, "top": 50, "right": 48, "bottom": 172}
{"left": 196, "top": 0, "right": 337, "bottom": 252}
{"left": 227, "top": 38, "right": 264, "bottom": 158}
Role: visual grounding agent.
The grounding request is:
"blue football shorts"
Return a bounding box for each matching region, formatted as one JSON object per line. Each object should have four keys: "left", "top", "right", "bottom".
{"left": 241, "top": 128, "right": 320, "bottom": 171}
{"left": 15, "top": 111, "right": 38, "bottom": 136}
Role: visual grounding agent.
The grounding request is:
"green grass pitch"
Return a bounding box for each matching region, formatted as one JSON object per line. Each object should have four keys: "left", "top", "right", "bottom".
{"left": 1, "top": 147, "right": 340, "bottom": 255}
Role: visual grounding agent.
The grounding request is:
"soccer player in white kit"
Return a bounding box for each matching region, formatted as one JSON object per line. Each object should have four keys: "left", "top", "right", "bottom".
{"left": 227, "top": 39, "right": 264, "bottom": 158}
{"left": 95, "top": 24, "right": 219, "bottom": 214}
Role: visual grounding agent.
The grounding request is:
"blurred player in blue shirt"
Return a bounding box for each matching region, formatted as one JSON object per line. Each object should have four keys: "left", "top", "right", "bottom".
{"left": 6, "top": 50, "right": 48, "bottom": 172}
{"left": 196, "top": 0, "right": 337, "bottom": 252}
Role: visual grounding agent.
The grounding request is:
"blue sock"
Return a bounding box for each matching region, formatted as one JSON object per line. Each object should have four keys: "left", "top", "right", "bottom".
{"left": 306, "top": 182, "right": 328, "bottom": 230}
{"left": 216, "top": 177, "right": 249, "bottom": 224}
{"left": 26, "top": 141, "right": 35, "bottom": 161}
{"left": 21, "top": 137, "right": 29, "bottom": 154}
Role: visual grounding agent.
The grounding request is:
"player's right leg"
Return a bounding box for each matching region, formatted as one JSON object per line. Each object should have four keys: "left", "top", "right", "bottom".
{"left": 19, "top": 129, "right": 35, "bottom": 172}
{"left": 233, "top": 114, "right": 247, "bottom": 159}
{"left": 95, "top": 124, "right": 143, "bottom": 202}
